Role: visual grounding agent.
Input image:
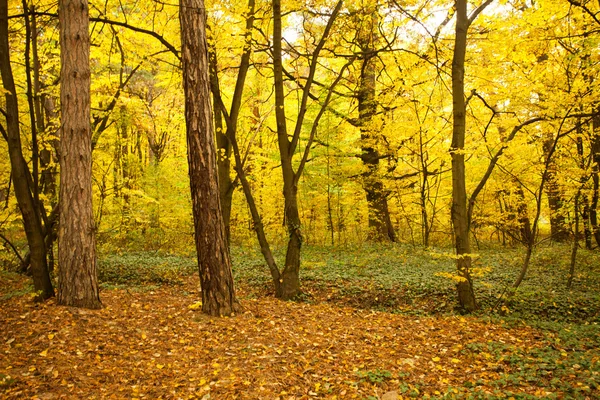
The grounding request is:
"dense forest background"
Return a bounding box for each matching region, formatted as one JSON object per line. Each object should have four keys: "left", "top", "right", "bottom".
{"left": 2, "top": 0, "right": 599, "bottom": 298}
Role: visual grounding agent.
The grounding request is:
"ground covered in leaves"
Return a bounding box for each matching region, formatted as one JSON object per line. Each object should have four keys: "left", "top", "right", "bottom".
{"left": 2, "top": 274, "right": 599, "bottom": 399}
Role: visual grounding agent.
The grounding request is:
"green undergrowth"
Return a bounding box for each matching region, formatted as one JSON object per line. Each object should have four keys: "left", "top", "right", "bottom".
{"left": 90, "top": 243, "right": 600, "bottom": 326}
{"left": 97, "top": 252, "right": 196, "bottom": 285}
{"left": 231, "top": 243, "right": 600, "bottom": 325}
{"left": 94, "top": 242, "right": 600, "bottom": 325}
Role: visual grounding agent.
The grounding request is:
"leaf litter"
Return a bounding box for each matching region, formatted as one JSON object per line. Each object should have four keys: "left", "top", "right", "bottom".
{"left": 1, "top": 275, "right": 598, "bottom": 399}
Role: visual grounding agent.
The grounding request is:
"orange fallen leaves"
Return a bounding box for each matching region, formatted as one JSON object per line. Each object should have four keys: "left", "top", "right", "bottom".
{"left": 0, "top": 275, "right": 597, "bottom": 399}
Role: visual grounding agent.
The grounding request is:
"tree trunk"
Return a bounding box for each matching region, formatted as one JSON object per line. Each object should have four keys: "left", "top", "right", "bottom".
{"left": 57, "top": 0, "right": 101, "bottom": 309}
{"left": 180, "top": 0, "right": 240, "bottom": 316}
{"left": 272, "top": 0, "right": 301, "bottom": 299}
{"left": 590, "top": 107, "right": 600, "bottom": 247}
{"left": 0, "top": 0, "right": 54, "bottom": 300}
{"left": 356, "top": 6, "right": 395, "bottom": 242}
{"left": 451, "top": 0, "right": 477, "bottom": 312}
{"left": 215, "top": 104, "right": 233, "bottom": 245}
{"left": 543, "top": 135, "right": 570, "bottom": 242}
{"left": 208, "top": 0, "right": 255, "bottom": 247}
{"left": 568, "top": 190, "right": 580, "bottom": 289}
{"left": 209, "top": 54, "right": 233, "bottom": 246}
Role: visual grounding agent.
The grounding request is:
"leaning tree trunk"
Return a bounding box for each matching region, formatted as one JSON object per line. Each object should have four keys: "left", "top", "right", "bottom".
{"left": 0, "top": 0, "right": 54, "bottom": 300}
{"left": 209, "top": 54, "right": 234, "bottom": 246}
{"left": 57, "top": 0, "right": 101, "bottom": 309}
{"left": 180, "top": 0, "right": 240, "bottom": 316}
{"left": 451, "top": 0, "right": 477, "bottom": 312}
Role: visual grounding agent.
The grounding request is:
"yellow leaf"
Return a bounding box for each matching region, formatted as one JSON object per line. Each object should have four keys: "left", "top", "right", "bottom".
{"left": 451, "top": 358, "right": 460, "bottom": 364}
{"left": 432, "top": 356, "right": 440, "bottom": 362}
{"left": 157, "top": 364, "right": 164, "bottom": 369}
{"left": 142, "top": 333, "right": 147, "bottom": 340}
{"left": 39, "top": 349, "right": 48, "bottom": 357}
{"left": 52, "top": 370, "right": 59, "bottom": 378}
{"left": 188, "top": 301, "right": 202, "bottom": 310}
{"left": 47, "top": 334, "right": 55, "bottom": 340}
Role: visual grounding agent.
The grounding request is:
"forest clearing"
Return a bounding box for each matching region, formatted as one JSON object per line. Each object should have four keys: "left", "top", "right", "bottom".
{"left": 2, "top": 0, "right": 600, "bottom": 397}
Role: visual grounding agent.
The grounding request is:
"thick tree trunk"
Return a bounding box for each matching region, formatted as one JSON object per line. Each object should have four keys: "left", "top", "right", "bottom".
{"left": 451, "top": 0, "right": 477, "bottom": 312}
{"left": 180, "top": 0, "right": 240, "bottom": 316}
{"left": 280, "top": 182, "right": 302, "bottom": 299}
{"left": 57, "top": 0, "right": 101, "bottom": 308}
{"left": 0, "top": 0, "right": 54, "bottom": 300}
{"left": 356, "top": 7, "right": 395, "bottom": 243}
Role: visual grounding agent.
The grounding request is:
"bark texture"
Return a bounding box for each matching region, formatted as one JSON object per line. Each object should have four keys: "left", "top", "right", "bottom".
{"left": 590, "top": 107, "right": 600, "bottom": 247}
{"left": 209, "top": 0, "right": 255, "bottom": 246}
{"left": 273, "top": 0, "right": 301, "bottom": 299}
{"left": 357, "top": 9, "right": 396, "bottom": 243}
{"left": 0, "top": 0, "right": 54, "bottom": 300}
{"left": 451, "top": 0, "right": 477, "bottom": 312}
{"left": 57, "top": 0, "right": 101, "bottom": 308}
{"left": 180, "top": 0, "right": 240, "bottom": 316}
{"left": 543, "top": 134, "right": 570, "bottom": 242}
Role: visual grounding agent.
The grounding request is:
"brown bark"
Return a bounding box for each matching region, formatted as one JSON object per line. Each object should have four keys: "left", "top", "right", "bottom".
{"left": 273, "top": 0, "right": 300, "bottom": 299}
{"left": 543, "top": 135, "right": 570, "bottom": 242}
{"left": 180, "top": 0, "right": 240, "bottom": 316}
{"left": 568, "top": 191, "right": 580, "bottom": 289}
{"left": 356, "top": 6, "right": 395, "bottom": 243}
{"left": 57, "top": 0, "right": 101, "bottom": 309}
{"left": 450, "top": 0, "right": 481, "bottom": 312}
{"left": 0, "top": 0, "right": 54, "bottom": 300}
{"left": 271, "top": 0, "right": 342, "bottom": 299}
{"left": 208, "top": 0, "right": 255, "bottom": 247}
{"left": 590, "top": 107, "right": 600, "bottom": 247}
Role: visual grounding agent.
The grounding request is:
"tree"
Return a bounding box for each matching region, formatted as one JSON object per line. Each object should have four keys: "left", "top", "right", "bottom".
{"left": 208, "top": 0, "right": 256, "bottom": 246}
{"left": 179, "top": 0, "right": 240, "bottom": 316}
{"left": 0, "top": 0, "right": 54, "bottom": 300}
{"left": 57, "top": 0, "right": 101, "bottom": 308}
{"left": 450, "top": 0, "right": 493, "bottom": 312}
{"left": 354, "top": 2, "right": 396, "bottom": 243}
{"left": 271, "top": 0, "right": 344, "bottom": 299}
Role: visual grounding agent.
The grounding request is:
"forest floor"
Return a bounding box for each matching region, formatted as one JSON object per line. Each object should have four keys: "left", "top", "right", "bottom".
{"left": 1, "top": 272, "right": 600, "bottom": 399}
{"left": 2, "top": 243, "right": 600, "bottom": 399}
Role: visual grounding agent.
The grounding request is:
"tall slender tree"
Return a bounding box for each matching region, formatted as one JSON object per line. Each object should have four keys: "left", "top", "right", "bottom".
{"left": 450, "top": 0, "right": 493, "bottom": 312}
{"left": 57, "top": 0, "right": 101, "bottom": 308}
{"left": 0, "top": 0, "right": 54, "bottom": 300}
{"left": 272, "top": 0, "right": 344, "bottom": 299}
{"left": 180, "top": 0, "right": 240, "bottom": 316}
